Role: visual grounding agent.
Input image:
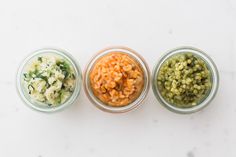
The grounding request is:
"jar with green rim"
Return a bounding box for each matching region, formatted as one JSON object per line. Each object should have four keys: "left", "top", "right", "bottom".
{"left": 16, "top": 48, "right": 82, "bottom": 113}
{"left": 152, "top": 46, "right": 219, "bottom": 114}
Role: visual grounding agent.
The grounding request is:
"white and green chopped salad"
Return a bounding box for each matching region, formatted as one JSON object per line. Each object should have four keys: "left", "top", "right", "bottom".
{"left": 23, "top": 55, "right": 76, "bottom": 106}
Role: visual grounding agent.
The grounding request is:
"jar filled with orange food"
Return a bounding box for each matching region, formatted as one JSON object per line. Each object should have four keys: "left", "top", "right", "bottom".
{"left": 84, "top": 46, "right": 150, "bottom": 113}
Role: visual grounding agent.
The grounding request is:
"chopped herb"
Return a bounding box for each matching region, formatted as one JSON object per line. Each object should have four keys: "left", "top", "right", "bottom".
{"left": 38, "top": 57, "right": 42, "bottom": 62}
{"left": 36, "top": 73, "right": 48, "bottom": 82}
{"left": 62, "top": 70, "right": 69, "bottom": 78}
{"left": 23, "top": 73, "right": 27, "bottom": 78}
{"left": 28, "top": 84, "right": 34, "bottom": 90}
{"left": 71, "top": 73, "right": 75, "bottom": 79}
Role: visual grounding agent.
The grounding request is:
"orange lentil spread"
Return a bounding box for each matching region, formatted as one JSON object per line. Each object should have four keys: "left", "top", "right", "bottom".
{"left": 89, "top": 52, "right": 144, "bottom": 107}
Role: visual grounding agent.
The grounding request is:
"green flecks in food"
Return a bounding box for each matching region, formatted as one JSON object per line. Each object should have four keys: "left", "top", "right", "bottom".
{"left": 23, "top": 55, "right": 76, "bottom": 106}
{"left": 38, "top": 57, "right": 42, "bottom": 62}
{"left": 157, "top": 53, "right": 212, "bottom": 108}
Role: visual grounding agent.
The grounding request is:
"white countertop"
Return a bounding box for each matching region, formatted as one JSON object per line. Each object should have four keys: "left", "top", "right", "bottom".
{"left": 0, "top": 0, "right": 236, "bottom": 157}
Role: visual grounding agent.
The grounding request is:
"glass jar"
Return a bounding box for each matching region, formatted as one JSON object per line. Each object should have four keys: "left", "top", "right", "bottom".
{"left": 16, "top": 48, "right": 82, "bottom": 113}
{"left": 84, "top": 46, "right": 150, "bottom": 113}
{"left": 152, "top": 46, "right": 219, "bottom": 114}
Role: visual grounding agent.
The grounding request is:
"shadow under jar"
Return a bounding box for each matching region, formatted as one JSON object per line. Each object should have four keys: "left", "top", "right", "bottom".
{"left": 84, "top": 46, "right": 150, "bottom": 113}
{"left": 16, "top": 48, "right": 82, "bottom": 113}
{"left": 152, "top": 46, "right": 219, "bottom": 114}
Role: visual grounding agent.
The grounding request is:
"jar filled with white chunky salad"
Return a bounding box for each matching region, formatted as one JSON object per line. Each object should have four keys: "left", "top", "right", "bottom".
{"left": 17, "top": 48, "right": 82, "bottom": 113}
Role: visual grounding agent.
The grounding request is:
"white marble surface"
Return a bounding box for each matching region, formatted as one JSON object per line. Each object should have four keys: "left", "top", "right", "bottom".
{"left": 0, "top": 0, "right": 236, "bottom": 157}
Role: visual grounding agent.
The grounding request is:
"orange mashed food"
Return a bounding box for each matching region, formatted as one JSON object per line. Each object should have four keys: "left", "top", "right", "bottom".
{"left": 89, "top": 52, "right": 144, "bottom": 107}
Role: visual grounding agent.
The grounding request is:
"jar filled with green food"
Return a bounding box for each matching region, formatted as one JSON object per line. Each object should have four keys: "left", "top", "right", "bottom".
{"left": 152, "top": 47, "right": 219, "bottom": 114}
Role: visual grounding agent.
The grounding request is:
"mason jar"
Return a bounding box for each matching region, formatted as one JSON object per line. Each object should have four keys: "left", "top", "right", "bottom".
{"left": 84, "top": 46, "right": 150, "bottom": 113}
{"left": 152, "top": 46, "right": 219, "bottom": 114}
{"left": 16, "top": 48, "right": 82, "bottom": 113}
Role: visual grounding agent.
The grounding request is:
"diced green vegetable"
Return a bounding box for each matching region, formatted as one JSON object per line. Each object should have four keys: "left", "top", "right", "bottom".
{"left": 157, "top": 53, "right": 212, "bottom": 108}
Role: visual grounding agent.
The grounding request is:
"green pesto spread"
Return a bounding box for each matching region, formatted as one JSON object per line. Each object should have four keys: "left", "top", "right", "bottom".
{"left": 157, "top": 53, "right": 212, "bottom": 108}
{"left": 23, "top": 55, "right": 76, "bottom": 106}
